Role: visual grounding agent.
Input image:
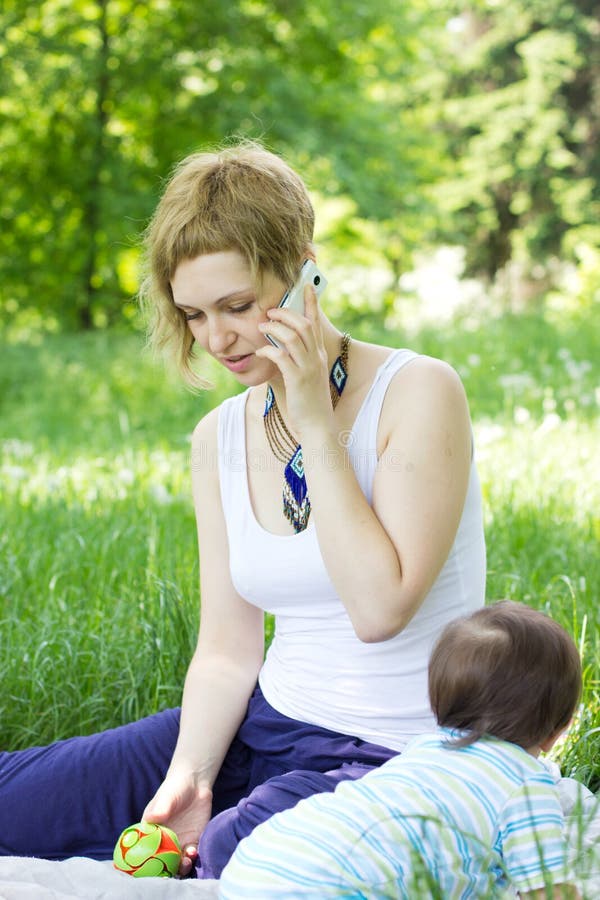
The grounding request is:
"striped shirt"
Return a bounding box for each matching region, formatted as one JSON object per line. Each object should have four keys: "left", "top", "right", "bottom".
{"left": 219, "top": 731, "right": 569, "bottom": 899}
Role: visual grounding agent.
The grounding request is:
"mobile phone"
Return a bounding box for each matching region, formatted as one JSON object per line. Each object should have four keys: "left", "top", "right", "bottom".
{"left": 265, "top": 260, "right": 328, "bottom": 349}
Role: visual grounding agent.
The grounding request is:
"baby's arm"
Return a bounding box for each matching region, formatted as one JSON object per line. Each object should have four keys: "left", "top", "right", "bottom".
{"left": 220, "top": 783, "right": 397, "bottom": 899}
{"left": 219, "top": 793, "right": 352, "bottom": 898}
{"left": 501, "top": 775, "right": 576, "bottom": 899}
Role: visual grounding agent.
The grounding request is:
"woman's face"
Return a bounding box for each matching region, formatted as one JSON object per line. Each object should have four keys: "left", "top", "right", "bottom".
{"left": 171, "top": 250, "right": 286, "bottom": 385}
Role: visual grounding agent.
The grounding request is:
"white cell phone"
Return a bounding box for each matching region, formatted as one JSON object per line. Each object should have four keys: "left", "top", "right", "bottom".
{"left": 265, "top": 260, "right": 328, "bottom": 349}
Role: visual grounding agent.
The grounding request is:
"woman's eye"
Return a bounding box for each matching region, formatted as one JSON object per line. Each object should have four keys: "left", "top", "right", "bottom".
{"left": 183, "top": 302, "right": 251, "bottom": 321}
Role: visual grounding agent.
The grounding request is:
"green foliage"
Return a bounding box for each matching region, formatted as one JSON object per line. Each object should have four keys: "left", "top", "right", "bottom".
{"left": 1, "top": 0, "right": 597, "bottom": 327}
{"left": 0, "top": 0, "right": 442, "bottom": 329}
{"left": 433, "top": 0, "right": 600, "bottom": 283}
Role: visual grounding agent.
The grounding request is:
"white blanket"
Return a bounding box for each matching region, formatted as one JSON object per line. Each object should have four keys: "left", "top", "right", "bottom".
{"left": 0, "top": 857, "right": 220, "bottom": 900}
{"left": 0, "top": 771, "right": 598, "bottom": 899}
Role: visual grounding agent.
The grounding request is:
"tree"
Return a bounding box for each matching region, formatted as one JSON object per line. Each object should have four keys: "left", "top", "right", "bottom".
{"left": 0, "top": 0, "right": 444, "bottom": 329}
{"left": 431, "top": 0, "right": 600, "bottom": 287}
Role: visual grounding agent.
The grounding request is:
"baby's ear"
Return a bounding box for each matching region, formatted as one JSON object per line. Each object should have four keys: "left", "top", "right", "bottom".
{"left": 539, "top": 720, "right": 572, "bottom": 754}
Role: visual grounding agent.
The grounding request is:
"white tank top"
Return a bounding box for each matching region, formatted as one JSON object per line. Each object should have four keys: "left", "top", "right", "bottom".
{"left": 217, "top": 349, "right": 486, "bottom": 750}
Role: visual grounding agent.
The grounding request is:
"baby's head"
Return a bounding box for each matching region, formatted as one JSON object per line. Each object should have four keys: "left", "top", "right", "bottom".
{"left": 429, "top": 601, "right": 581, "bottom": 750}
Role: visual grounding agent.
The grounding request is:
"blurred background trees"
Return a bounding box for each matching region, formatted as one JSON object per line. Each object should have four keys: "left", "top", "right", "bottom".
{"left": 434, "top": 0, "right": 600, "bottom": 291}
{"left": 1, "top": 0, "right": 598, "bottom": 331}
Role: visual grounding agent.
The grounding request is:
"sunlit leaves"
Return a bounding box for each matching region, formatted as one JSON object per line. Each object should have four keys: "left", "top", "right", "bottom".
{"left": 2, "top": 0, "right": 596, "bottom": 327}
{"left": 1, "top": 0, "right": 448, "bottom": 329}
{"left": 433, "top": 0, "right": 600, "bottom": 283}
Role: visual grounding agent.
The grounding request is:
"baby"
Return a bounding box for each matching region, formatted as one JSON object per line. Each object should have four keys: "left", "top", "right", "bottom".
{"left": 220, "top": 601, "right": 582, "bottom": 898}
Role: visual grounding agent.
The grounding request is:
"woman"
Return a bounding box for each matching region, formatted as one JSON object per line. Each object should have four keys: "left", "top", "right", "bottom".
{"left": 0, "top": 143, "right": 485, "bottom": 878}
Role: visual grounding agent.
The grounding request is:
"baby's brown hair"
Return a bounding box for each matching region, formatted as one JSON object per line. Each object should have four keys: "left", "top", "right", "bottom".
{"left": 429, "top": 601, "right": 581, "bottom": 749}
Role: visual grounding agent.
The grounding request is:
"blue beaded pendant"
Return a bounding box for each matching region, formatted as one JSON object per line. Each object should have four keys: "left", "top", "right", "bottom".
{"left": 330, "top": 357, "right": 348, "bottom": 395}
{"left": 283, "top": 447, "right": 311, "bottom": 533}
{"left": 263, "top": 385, "right": 274, "bottom": 415}
{"left": 263, "top": 334, "right": 349, "bottom": 534}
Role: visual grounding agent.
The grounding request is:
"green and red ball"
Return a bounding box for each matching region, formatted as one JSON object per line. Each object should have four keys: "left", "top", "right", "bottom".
{"left": 113, "top": 822, "right": 182, "bottom": 878}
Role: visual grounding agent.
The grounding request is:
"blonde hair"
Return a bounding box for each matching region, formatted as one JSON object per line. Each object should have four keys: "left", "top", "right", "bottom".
{"left": 139, "top": 141, "right": 315, "bottom": 386}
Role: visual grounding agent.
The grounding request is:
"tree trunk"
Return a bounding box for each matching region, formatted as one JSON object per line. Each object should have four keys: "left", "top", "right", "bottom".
{"left": 79, "top": 0, "right": 110, "bottom": 330}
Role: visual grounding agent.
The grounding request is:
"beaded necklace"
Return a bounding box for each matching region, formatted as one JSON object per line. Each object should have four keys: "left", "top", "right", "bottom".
{"left": 263, "top": 333, "right": 351, "bottom": 533}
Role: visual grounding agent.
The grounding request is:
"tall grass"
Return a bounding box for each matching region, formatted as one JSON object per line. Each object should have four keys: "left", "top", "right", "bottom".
{"left": 0, "top": 307, "right": 598, "bottom": 796}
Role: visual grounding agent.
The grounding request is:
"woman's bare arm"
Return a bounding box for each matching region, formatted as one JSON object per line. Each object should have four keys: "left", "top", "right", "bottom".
{"left": 301, "top": 356, "right": 472, "bottom": 642}
{"left": 143, "top": 407, "right": 264, "bottom": 863}
{"left": 259, "top": 288, "right": 473, "bottom": 643}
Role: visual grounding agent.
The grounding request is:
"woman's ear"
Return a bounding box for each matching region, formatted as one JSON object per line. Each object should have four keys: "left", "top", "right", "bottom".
{"left": 303, "top": 244, "right": 316, "bottom": 264}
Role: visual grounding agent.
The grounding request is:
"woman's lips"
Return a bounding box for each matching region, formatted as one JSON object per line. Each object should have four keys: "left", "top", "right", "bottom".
{"left": 221, "top": 354, "right": 252, "bottom": 373}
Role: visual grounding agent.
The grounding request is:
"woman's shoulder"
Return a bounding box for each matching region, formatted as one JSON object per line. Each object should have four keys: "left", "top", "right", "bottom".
{"left": 370, "top": 342, "right": 466, "bottom": 399}
{"left": 191, "top": 390, "right": 250, "bottom": 448}
{"left": 353, "top": 340, "right": 464, "bottom": 397}
{"left": 190, "top": 408, "right": 220, "bottom": 471}
{"left": 372, "top": 349, "right": 469, "bottom": 443}
{"left": 190, "top": 395, "right": 233, "bottom": 449}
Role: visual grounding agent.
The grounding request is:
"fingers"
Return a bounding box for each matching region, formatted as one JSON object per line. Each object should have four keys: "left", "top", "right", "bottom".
{"left": 255, "top": 343, "right": 294, "bottom": 381}
{"left": 142, "top": 796, "right": 171, "bottom": 822}
{"left": 259, "top": 293, "right": 319, "bottom": 361}
{"left": 178, "top": 845, "right": 198, "bottom": 878}
{"left": 304, "top": 283, "right": 321, "bottom": 325}
{"left": 258, "top": 323, "right": 307, "bottom": 364}
{"left": 306, "top": 284, "right": 325, "bottom": 348}
{"left": 141, "top": 806, "right": 160, "bottom": 822}
{"left": 178, "top": 857, "right": 192, "bottom": 877}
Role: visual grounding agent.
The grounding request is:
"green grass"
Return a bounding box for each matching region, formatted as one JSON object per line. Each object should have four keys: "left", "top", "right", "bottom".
{"left": 0, "top": 306, "right": 598, "bottom": 798}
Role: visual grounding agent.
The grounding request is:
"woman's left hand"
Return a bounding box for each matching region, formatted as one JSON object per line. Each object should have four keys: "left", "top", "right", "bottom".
{"left": 256, "top": 285, "right": 333, "bottom": 436}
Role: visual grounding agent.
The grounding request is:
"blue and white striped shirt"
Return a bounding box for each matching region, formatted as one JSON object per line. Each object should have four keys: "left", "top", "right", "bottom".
{"left": 220, "top": 731, "right": 568, "bottom": 899}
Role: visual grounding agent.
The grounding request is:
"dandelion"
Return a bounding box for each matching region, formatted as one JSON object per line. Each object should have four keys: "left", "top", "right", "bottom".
{"left": 543, "top": 388, "right": 557, "bottom": 413}
{"left": 2, "top": 464, "right": 28, "bottom": 482}
{"left": 498, "top": 373, "right": 536, "bottom": 392}
{"left": 537, "top": 413, "right": 562, "bottom": 435}
{"left": 565, "top": 359, "right": 592, "bottom": 381}
{"left": 150, "top": 484, "right": 172, "bottom": 505}
{"left": 2, "top": 439, "right": 34, "bottom": 459}
{"left": 514, "top": 407, "right": 531, "bottom": 425}
{"left": 475, "top": 423, "right": 506, "bottom": 446}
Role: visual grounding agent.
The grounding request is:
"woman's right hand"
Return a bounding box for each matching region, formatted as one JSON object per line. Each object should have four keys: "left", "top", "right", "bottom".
{"left": 142, "top": 772, "right": 213, "bottom": 877}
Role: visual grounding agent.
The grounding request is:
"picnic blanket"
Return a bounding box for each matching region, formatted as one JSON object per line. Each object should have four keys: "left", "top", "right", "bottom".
{"left": 0, "top": 769, "right": 598, "bottom": 899}
{"left": 0, "top": 857, "right": 219, "bottom": 899}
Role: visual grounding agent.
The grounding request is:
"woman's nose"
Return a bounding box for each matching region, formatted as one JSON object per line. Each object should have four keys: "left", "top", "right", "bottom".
{"left": 207, "top": 318, "right": 234, "bottom": 354}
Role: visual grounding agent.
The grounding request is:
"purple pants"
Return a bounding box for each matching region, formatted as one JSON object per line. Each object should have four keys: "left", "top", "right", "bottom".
{"left": 0, "top": 686, "right": 396, "bottom": 878}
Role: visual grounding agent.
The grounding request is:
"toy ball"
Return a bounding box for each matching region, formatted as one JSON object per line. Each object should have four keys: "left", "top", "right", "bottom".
{"left": 113, "top": 821, "right": 182, "bottom": 878}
